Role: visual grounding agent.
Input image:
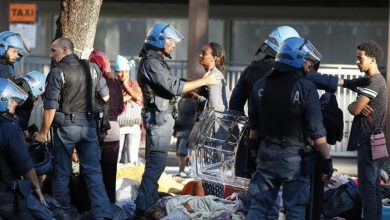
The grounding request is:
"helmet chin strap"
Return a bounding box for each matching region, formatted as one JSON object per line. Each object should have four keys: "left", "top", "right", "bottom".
{"left": 163, "top": 51, "right": 172, "bottom": 59}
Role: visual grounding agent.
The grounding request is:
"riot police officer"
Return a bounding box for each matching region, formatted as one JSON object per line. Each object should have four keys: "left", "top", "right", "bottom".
{"left": 0, "top": 31, "right": 30, "bottom": 79}
{"left": 230, "top": 26, "right": 300, "bottom": 184}
{"left": 134, "top": 22, "right": 220, "bottom": 218}
{"left": 229, "top": 26, "right": 300, "bottom": 113}
{"left": 14, "top": 71, "right": 46, "bottom": 132}
{"left": 0, "top": 32, "right": 44, "bottom": 132}
{"left": 246, "top": 37, "right": 333, "bottom": 219}
{"left": 0, "top": 79, "right": 50, "bottom": 219}
{"left": 34, "top": 38, "right": 112, "bottom": 219}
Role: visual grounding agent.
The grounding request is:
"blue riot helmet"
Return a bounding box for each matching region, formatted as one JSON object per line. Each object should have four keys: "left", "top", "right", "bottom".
{"left": 255, "top": 26, "right": 300, "bottom": 57}
{"left": 15, "top": 71, "right": 46, "bottom": 99}
{"left": 275, "top": 37, "right": 322, "bottom": 69}
{"left": 0, "top": 78, "right": 28, "bottom": 112}
{"left": 0, "top": 31, "right": 30, "bottom": 59}
{"left": 144, "top": 23, "right": 184, "bottom": 49}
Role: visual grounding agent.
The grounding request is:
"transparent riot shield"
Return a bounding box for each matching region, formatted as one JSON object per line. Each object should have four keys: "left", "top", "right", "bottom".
{"left": 188, "top": 108, "right": 250, "bottom": 189}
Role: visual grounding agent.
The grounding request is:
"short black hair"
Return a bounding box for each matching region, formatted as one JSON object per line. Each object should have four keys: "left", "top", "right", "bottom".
{"left": 54, "top": 38, "right": 74, "bottom": 53}
{"left": 357, "top": 40, "right": 384, "bottom": 63}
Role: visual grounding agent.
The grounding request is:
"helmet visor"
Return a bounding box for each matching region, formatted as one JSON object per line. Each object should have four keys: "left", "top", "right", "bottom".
{"left": 300, "top": 40, "right": 322, "bottom": 64}
{"left": 0, "top": 79, "right": 28, "bottom": 106}
{"left": 162, "top": 25, "right": 184, "bottom": 43}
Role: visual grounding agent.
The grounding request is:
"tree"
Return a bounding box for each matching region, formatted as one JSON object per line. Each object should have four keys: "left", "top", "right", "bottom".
{"left": 55, "top": 0, "right": 103, "bottom": 59}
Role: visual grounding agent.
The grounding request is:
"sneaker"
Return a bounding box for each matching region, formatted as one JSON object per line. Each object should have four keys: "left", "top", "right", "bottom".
{"left": 173, "top": 171, "right": 190, "bottom": 178}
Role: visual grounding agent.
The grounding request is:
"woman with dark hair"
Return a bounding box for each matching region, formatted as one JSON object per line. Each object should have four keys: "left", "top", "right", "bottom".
{"left": 186, "top": 42, "right": 230, "bottom": 197}
{"left": 189, "top": 42, "right": 229, "bottom": 112}
{"left": 89, "top": 49, "right": 124, "bottom": 203}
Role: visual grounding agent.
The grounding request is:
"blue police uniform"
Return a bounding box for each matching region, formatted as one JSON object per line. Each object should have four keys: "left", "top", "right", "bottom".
{"left": 135, "top": 49, "right": 185, "bottom": 214}
{"left": 0, "top": 60, "right": 34, "bottom": 130}
{"left": 0, "top": 114, "right": 51, "bottom": 219}
{"left": 0, "top": 60, "right": 16, "bottom": 80}
{"left": 305, "top": 72, "right": 338, "bottom": 93}
{"left": 229, "top": 56, "right": 274, "bottom": 113}
{"left": 44, "top": 54, "right": 112, "bottom": 219}
{"left": 246, "top": 66, "right": 326, "bottom": 220}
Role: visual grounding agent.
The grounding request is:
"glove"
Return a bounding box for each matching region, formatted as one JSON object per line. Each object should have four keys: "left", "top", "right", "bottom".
{"left": 322, "top": 158, "right": 334, "bottom": 179}
{"left": 343, "top": 77, "right": 370, "bottom": 91}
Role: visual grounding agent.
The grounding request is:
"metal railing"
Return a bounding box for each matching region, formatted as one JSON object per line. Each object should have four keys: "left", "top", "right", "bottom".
{"left": 22, "top": 57, "right": 362, "bottom": 156}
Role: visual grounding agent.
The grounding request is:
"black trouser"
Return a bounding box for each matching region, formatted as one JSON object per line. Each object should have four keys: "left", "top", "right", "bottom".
{"left": 234, "top": 129, "right": 256, "bottom": 178}
{"left": 305, "top": 151, "right": 324, "bottom": 220}
{"left": 0, "top": 190, "right": 34, "bottom": 220}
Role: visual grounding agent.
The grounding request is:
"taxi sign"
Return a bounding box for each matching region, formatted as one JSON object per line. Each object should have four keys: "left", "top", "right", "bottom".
{"left": 9, "top": 3, "right": 37, "bottom": 23}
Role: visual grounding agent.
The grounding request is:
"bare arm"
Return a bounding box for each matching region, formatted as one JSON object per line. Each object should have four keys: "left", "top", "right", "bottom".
{"left": 249, "top": 129, "right": 257, "bottom": 139}
{"left": 123, "top": 94, "right": 132, "bottom": 102}
{"left": 348, "top": 95, "right": 370, "bottom": 116}
{"left": 23, "top": 168, "right": 46, "bottom": 205}
{"left": 182, "top": 74, "right": 221, "bottom": 93}
{"left": 313, "top": 136, "right": 330, "bottom": 159}
{"left": 122, "top": 80, "right": 142, "bottom": 102}
{"left": 35, "top": 109, "right": 56, "bottom": 143}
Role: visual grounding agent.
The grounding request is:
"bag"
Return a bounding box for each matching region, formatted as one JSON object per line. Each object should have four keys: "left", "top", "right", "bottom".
{"left": 117, "top": 101, "right": 142, "bottom": 127}
{"left": 368, "top": 114, "right": 388, "bottom": 160}
{"left": 322, "top": 180, "right": 362, "bottom": 219}
{"left": 320, "top": 93, "right": 344, "bottom": 145}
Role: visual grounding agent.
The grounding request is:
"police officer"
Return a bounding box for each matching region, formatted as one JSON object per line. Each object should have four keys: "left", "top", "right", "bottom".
{"left": 246, "top": 37, "right": 333, "bottom": 219}
{"left": 34, "top": 38, "right": 112, "bottom": 219}
{"left": 0, "top": 31, "right": 43, "bottom": 132}
{"left": 0, "top": 79, "right": 50, "bottom": 219}
{"left": 134, "top": 22, "right": 220, "bottom": 218}
{"left": 0, "top": 31, "right": 30, "bottom": 79}
{"left": 14, "top": 71, "right": 46, "bottom": 132}
{"left": 229, "top": 26, "right": 300, "bottom": 113}
{"left": 230, "top": 26, "right": 300, "bottom": 185}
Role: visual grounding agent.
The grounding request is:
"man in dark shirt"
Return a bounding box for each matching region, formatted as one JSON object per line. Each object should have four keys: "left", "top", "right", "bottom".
{"left": 35, "top": 38, "right": 112, "bottom": 219}
{"left": 347, "top": 40, "right": 387, "bottom": 220}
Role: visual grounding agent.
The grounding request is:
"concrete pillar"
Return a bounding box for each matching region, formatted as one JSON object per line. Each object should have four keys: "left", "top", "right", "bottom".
{"left": 187, "top": 0, "right": 209, "bottom": 80}
{"left": 0, "top": 0, "right": 10, "bottom": 31}
{"left": 386, "top": 0, "right": 390, "bottom": 154}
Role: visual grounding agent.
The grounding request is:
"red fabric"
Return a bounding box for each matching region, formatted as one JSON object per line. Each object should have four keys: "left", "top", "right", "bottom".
{"left": 89, "top": 49, "right": 111, "bottom": 74}
{"left": 223, "top": 185, "right": 241, "bottom": 198}
{"left": 180, "top": 180, "right": 205, "bottom": 196}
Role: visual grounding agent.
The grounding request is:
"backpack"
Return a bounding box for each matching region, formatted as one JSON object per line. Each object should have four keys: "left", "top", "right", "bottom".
{"left": 319, "top": 92, "right": 344, "bottom": 145}
{"left": 322, "top": 180, "right": 362, "bottom": 219}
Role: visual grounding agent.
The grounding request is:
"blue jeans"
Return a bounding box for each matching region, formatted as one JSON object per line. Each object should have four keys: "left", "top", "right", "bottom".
{"left": 246, "top": 146, "right": 309, "bottom": 220}
{"left": 52, "top": 117, "right": 112, "bottom": 219}
{"left": 357, "top": 141, "right": 386, "bottom": 220}
{"left": 135, "top": 109, "right": 175, "bottom": 213}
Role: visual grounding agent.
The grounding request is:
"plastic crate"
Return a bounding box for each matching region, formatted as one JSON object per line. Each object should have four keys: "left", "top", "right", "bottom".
{"left": 188, "top": 109, "right": 250, "bottom": 189}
